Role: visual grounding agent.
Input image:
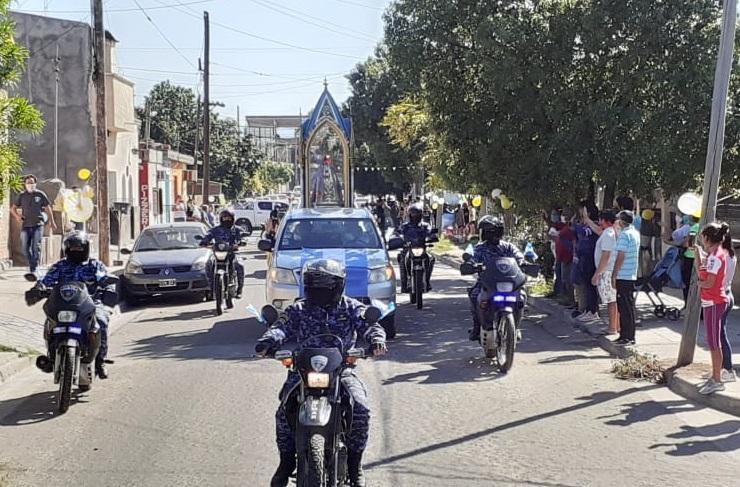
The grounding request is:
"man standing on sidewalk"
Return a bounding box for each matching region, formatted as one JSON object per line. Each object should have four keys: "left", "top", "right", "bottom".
{"left": 613, "top": 210, "right": 640, "bottom": 345}
{"left": 11, "top": 175, "right": 57, "bottom": 276}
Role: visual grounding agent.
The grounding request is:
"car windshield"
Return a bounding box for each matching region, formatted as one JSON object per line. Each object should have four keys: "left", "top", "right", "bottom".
{"left": 135, "top": 227, "right": 204, "bottom": 251}
{"left": 279, "top": 218, "right": 381, "bottom": 250}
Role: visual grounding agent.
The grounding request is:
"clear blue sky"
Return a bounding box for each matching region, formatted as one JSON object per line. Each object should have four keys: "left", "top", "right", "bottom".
{"left": 12, "top": 0, "right": 392, "bottom": 118}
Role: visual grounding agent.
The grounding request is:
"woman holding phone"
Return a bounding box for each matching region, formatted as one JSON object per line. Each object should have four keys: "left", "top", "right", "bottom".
{"left": 694, "top": 222, "right": 733, "bottom": 394}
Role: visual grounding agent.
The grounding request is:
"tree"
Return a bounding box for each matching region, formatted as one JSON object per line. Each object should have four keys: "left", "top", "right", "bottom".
{"left": 0, "top": 0, "right": 43, "bottom": 200}
{"left": 138, "top": 81, "right": 262, "bottom": 199}
{"left": 247, "top": 161, "right": 294, "bottom": 195}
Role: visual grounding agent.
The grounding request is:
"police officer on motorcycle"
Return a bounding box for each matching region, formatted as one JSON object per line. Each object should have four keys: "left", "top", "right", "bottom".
{"left": 397, "top": 203, "right": 436, "bottom": 292}
{"left": 27, "top": 231, "right": 115, "bottom": 378}
{"left": 468, "top": 216, "right": 524, "bottom": 341}
{"left": 255, "top": 258, "right": 387, "bottom": 487}
{"left": 199, "top": 209, "right": 245, "bottom": 299}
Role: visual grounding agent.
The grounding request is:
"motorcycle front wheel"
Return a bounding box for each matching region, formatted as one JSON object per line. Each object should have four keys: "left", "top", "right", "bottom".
{"left": 414, "top": 269, "right": 424, "bottom": 310}
{"left": 57, "top": 346, "right": 75, "bottom": 414}
{"left": 215, "top": 276, "right": 224, "bottom": 316}
{"left": 497, "top": 313, "right": 517, "bottom": 373}
{"left": 298, "top": 434, "right": 325, "bottom": 487}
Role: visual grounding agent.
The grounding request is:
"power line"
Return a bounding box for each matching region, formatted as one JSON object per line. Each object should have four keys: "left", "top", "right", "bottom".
{"left": 213, "top": 75, "right": 345, "bottom": 98}
{"left": 131, "top": 0, "right": 196, "bottom": 68}
{"left": 250, "top": 0, "right": 377, "bottom": 43}
{"left": 14, "top": 0, "right": 213, "bottom": 14}
{"left": 154, "top": 0, "right": 363, "bottom": 59}
{"left": 118, "top": 46, "right": 374, "bottom": 52}
{"left": 330, "top": 0, "right": 383, "bottom": 10}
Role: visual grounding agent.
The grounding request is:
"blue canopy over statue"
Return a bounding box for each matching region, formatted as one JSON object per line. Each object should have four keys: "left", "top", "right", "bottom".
{"left": 301, "top": 85, "right": 353, "bottom": 208}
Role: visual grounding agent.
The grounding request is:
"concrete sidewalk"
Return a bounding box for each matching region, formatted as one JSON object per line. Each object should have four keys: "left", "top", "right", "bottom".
{"left": 433, "top": 247, "right": 740, "bottom": 417}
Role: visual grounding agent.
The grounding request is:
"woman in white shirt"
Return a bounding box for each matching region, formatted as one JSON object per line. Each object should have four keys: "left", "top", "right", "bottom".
{"left": 719, "top": 243, "right": 737, "bottom": 381}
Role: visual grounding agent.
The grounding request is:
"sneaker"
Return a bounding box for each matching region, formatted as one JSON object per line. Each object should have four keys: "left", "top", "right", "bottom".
{"left": 722, "top": 369, "right": 737, "bottom": 383}
{"left": 698, "top": 378, "right": 725, "bottom": 395}
{"left": 577, "top": 312, "right": 599, "bottom": 323}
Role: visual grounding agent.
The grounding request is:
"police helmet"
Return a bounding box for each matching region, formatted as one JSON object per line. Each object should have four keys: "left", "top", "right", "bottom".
{"left": 219, "top": 209, "right": 235, "bottom": 228}
{"left": 408, "top": 203, "right": 423, "bottom": 225}
{"left": 302, "top": 258, "right": 346, "bottom": 307}
{"left": 478, "top": 215, "right": 504, "bottom": 244}
{"left": 63, "top": 231, "right": 90, "bottom": 264}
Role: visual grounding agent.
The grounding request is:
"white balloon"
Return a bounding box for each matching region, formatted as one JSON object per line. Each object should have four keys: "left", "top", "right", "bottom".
{"left": 491, "top": 188, "right": 502, "bottom": 198}
{"left": 677, "top": 192, "right": 701, "bottom": 216}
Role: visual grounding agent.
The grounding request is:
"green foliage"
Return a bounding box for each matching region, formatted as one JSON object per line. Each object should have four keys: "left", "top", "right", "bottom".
{"left": 0, "top": 1, "right": 44, "bottom": 201}
{"left": 611, "top": 352, "right": 666, "bottom": 383}
{"left": 377, "top": 0, "right": 737, "bottom": 210}
{"left": 138, "top": 81, "right": 262, "bottom": 199}
{"left": 248, "top": 161, "right": 294, "bottom": 195}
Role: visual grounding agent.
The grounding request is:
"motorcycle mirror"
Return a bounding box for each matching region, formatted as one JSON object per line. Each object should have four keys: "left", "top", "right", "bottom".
{"left": 194, "top": 235, "right": 203, "bottom": 241}
{"left": 258, "top": 239, "right": 274, "bottom": 252}
{"left": 430, "top": 228, "right": 439, "bottom": 235}
{"left": 462, "top": 252, "right": 473, "bottom": 262}
{"left": 120, "top": 248, "right": 132, "bottom": 255}
{"left": 363, "top": 306, "right": 381, "bottom": 324}
{"left": 103, "top": 276, "right": 120, "bottom": 286}
{"left": 522, "top": 264, "right": 540, "bottom": 278}
{"left": 261, "top": 305, "right": 279, "bottom": 325}
{"left": 386, "top": 237, "right": 404, "bottom": 251}
{"left": 460, "top": 262, "right": 477, "bottom": 276}
{"left": 24, "top": 272, "right": 38, "bottom": 282}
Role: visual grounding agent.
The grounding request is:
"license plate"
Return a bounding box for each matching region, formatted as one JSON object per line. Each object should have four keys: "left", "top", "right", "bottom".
{"left": 158, "top": 279, "right": 177, "bottom": 288}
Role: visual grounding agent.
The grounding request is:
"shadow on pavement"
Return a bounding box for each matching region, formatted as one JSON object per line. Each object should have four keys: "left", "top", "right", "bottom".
{"left": 366, "top": 385, "right": 659, "bottom": 470}
{"left": 119, "top": 294, "right": 204, "bottom": 314}
{"left": 538, "top": 353, "right": 612, "bottom": 364}
{"left": 0, "top": 389, "right": 89, "bottom": 426}
{"left": 124, "top": 317, "right": 266, "bottom": 361}
{"left": 598, "top": 399, "right": 704, "bottom": 427}
{"left": 248, "top": 269, "right": 267, "bottom": 280}
{"left": 133, "top": 308, "right": 217, "bottom": 323}
{"left": 650, "top": 420, "right": 740, "bottom": 456}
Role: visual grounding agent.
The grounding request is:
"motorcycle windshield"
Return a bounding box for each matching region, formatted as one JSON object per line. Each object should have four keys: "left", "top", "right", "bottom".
{"left": 479, "top": 257, "right": 526, "bottom": 293}
{"left": 296, "top": 347, "right": 344, "bottom": 376}
{"left": 44, "top": 282, "right": 96, "bottom": 317}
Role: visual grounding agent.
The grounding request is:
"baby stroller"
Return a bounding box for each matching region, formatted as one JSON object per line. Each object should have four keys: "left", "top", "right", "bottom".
{"left": 634, "top": 246, "right": 684, "bottom": 321}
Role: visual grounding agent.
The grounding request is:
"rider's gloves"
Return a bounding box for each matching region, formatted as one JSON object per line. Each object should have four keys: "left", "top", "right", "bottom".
{"left": 255, "top": 338, "right": 277, "bottom": 356}
{"left": 371, "top": 340, "right": 387, "bottom": 356}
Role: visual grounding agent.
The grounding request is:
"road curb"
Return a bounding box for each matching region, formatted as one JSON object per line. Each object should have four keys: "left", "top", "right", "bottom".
{"left": 0, "top": 353, "right": 36, "bottom": 385}
{"left": 529, "top": 295, "right": 740, "bottom": 417}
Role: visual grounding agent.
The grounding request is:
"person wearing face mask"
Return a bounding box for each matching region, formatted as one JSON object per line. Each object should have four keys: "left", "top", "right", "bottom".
{"left": 199, "top": 209, "right": 245, "bottom": 298}
{"left": 11, "top": 175, "right": 57, "bottom": 276}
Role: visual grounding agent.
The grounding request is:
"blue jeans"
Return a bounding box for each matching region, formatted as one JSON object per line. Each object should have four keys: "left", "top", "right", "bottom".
{"left": 721, "top": 294, "right": 734, "bottom": 371}
{"left": 20, "top": 225, "right": 43, "bottom": 272}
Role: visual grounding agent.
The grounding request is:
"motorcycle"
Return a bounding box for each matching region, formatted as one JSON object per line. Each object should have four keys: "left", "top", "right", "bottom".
{"left": 208, "top": 241, "right": 243, "bottom": 316}
{"left": 398, "top": 230, "right": 438, "bottom": 310}
{"left": 261, "top": 305, "right": 381, "bottom": 487}
{"left": 25, "top": 275, "right": 118, "bottom": 414}
{"left": 460, "top": 255, "right": 537, "bottom": 372}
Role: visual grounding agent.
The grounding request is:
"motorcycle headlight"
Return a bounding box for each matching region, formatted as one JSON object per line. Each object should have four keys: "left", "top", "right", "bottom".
{"left": 306, "top": 372, "right": 330, "bottom": 388}
{"left": 125, "top": 260, "right": 143, "bottom": 275}
{"left": 270, "top": 267, "right": 297, "bottom": 285}
{"left": 369, "top": 265, "right": 394, "bottom": 283}
{"left": 411, "top": 247, "right": 425, "bottom": 257}
{"left": 57, "top": 311, "right": 77, "bottom": 323}
{"left": 496, "top": 282, "right": 514, "bottom": 292}
{"left": 214, "top": 251, "right": 229, "bottom": 261}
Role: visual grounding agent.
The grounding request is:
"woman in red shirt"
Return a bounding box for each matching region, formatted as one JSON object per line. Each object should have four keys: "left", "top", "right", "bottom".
{"left": 695, "top": 222, "right": 732, "bottom": 395}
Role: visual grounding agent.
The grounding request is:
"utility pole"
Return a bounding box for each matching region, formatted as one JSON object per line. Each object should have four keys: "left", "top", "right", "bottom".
{"left": 144, "top": 96, "right": 152, "bottom": 147}
{"left": 677, "top": 0, "right": 737, "bottom": 367}
{"left": 92, "top": 0, "right": 110, "bottom": 265}
{"left": 53, "top": 44, "right": 60, "bottom": 179}
{"left": 236, "top": 105, "right": 240, "bottom": 134}
{"left": 194, "top": 94, "right": 201, "bottom": 167}
{"left": 202, "top": 11, "right": 211, "bottom": 205}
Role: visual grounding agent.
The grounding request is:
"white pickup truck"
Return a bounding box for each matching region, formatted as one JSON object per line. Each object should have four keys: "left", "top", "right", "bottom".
{"left": 229, "top": 199, "right": 289, "bottom": 235}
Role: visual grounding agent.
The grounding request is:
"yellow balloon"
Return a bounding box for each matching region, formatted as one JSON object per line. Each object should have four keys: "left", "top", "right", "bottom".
{"left": 472, "top": 196, "right": 482, "bottom": 208}
{"left": 432, "top": 203, "right": 439, "bottom": 210}
{"left": 692, "top": 209, "right": 702, "bottom": 219}
{"left": 82, "top": 185, "right": 94, "bottom": 198}
{"left": 501, "top": 195, "right": 513, "bottom": 210}
{"left": 641, "top": 209, "right": 655, "bottom": 221}
{"left": 78, "top": 168, "right": 92, "bottom": 181}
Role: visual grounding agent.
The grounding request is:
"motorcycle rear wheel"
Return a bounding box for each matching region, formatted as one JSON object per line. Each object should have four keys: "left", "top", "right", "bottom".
{"left": 497, "top": 314, "right": 517, "bottom": 373}
{"left": 57, "top": 346, "right": 75, "bottom": 414}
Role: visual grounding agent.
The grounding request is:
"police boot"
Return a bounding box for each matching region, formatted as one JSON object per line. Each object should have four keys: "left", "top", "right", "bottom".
{"left": 235, "top": 286, "right": 243, "bottom": 299}
{"left": 468, "top": 322, "right": 480, "bottom": 342}
{"left": 270, "top": 452, "right": 296, "bottom": 487}
{"left": 348, "top": 449, "right": 366, "bottom": 487}
{"left": 35, "top": 355, "right": 53, "bottom": 373}
{"left": 95, "top": 358, "right": 108, "bottom": 380}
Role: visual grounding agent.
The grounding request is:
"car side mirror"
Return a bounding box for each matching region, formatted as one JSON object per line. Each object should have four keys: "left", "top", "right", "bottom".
{"left": 363, "top": 306, "right": 381, "bottom": 324}
{"left": 261, "top": 305, "right": 279, "bottom": 325}
{"left": 258, "top": 239, "right": 274, "bottom": 252}
{"left": 462, "top": 252, "right": 473, "bottom": 262}
{"left": 194, "top": 235, "right": 203, "bottom": 241}
{"left": 120, "top": 248, "right": 132, "bottom": 255}
{"left": 387, "top": 237, "right": 404, "bottom": 251}
{"left": 460, "top": 262, "right": 476, "bottom": 276}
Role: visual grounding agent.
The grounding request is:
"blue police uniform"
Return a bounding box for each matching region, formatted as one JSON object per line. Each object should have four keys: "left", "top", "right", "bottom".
{"left": 260, "top": 296, "right": 386, "bottom": 454}
{"left": 199, "top": 225, "right": 245, "bottom": 292}
{"left": 41, "top": 258, "right": 112, "bottom": 360}
{"left": 469, "top": 241, "right": 525, "bottom": 328}
{"left": 397, "top": 221, "right": 435, "bottom": 290}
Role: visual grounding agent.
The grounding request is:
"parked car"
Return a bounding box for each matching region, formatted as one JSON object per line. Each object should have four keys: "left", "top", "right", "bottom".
{"left": 120, "top": 223, "right": 211, "bottom": 303}
{"left": 258, "top": 207, "right": 399, "bottom": 337}
{"left": 230, "top": 199, "right": 289, "bottom": 236}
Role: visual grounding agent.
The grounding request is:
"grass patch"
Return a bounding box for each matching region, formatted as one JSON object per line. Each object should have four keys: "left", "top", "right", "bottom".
{"left": 0, "top": 344, "right": 18, "bottom": 354}
{"left": 0, "top": 344, "right": 39, "bottom": 357}
{"left": 431, "top": 237, "right": 457, "bottom": 255}
{"left": 611, "top": 352, "right": 666, "bottom": 383}
{"left": 528, "top": 279, "right": 553, "bottom": 297}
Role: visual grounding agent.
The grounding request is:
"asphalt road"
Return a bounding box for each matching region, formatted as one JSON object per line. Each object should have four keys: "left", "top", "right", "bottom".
{"left": 1, "top": 247, "right": 739, "bottom": 486}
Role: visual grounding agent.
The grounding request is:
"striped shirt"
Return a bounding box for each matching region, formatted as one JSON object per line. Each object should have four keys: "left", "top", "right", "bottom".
{"left": 615, "top": 225, "right": 640, "bottom": 281}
